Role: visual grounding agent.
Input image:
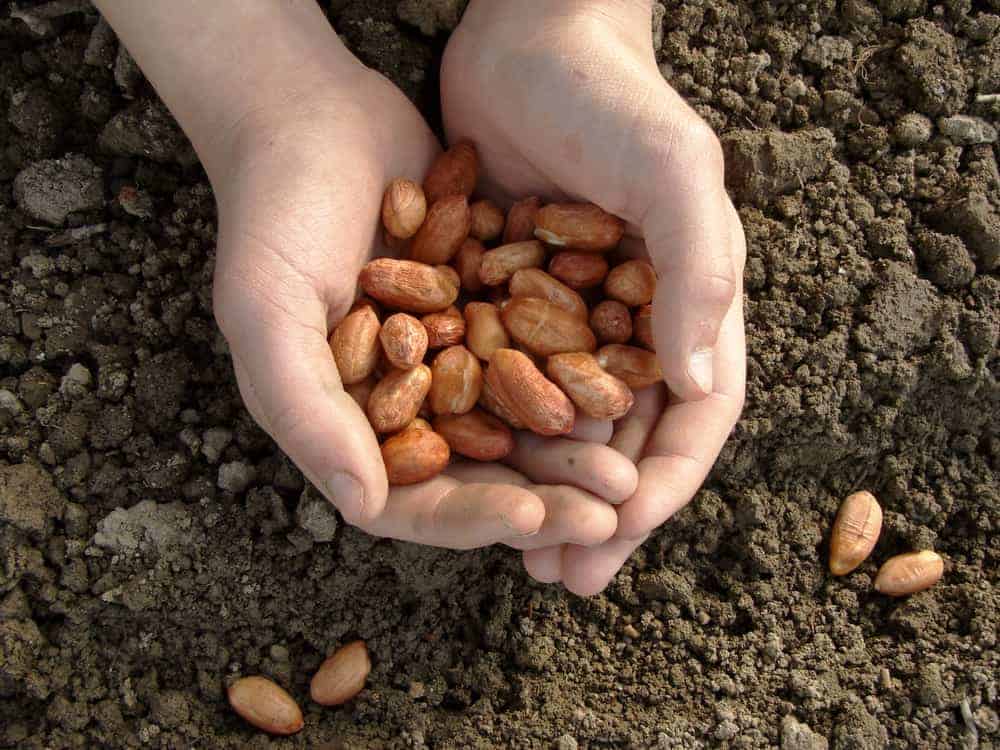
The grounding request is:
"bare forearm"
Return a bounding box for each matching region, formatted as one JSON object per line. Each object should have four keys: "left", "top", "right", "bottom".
{"left": 93, "top": 0, "right": 361, "bottom": 174}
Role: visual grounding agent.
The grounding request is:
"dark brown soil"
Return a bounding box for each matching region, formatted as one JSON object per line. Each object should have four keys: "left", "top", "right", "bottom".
{"left": 0, "top": 1, "right": 997, "bottom": 748}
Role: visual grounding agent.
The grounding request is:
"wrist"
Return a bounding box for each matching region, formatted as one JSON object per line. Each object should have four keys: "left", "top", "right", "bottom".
{"left": 462, "top": 0, "right": 652, "bottom": 31}
{"left": 457, "top": 0, "right": 653, "bottom": 56}
{"left": 93, "top": 1, "right": 366, "bottom": 179}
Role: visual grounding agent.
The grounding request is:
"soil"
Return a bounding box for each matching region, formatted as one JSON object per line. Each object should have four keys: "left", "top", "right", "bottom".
{"left": 0, "top": 1, "right": 997, "bottom": 748}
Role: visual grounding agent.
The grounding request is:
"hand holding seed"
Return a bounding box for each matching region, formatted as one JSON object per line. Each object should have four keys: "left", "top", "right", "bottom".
{"left": 209, "top": 70, "right": 634, "bottom": 553}
{"left": 439, "top": 0, "right": 747, "bottom": 593}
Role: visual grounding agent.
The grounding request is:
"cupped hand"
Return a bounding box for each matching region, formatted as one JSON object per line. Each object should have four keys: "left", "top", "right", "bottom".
{"left": 442, "top": 0, "right": 746, "bottom": 589}
{"left": 208, "top": 62, "right": 635, "bottom": 549}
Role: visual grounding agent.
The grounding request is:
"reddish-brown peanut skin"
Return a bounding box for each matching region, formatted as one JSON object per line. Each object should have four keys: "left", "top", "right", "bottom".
{"left": 436, "top": 264, "right": 461, "bottom": 290}
{"left": 406, "top": 417, "right": 433, "bottom": 432}
{"left": 359, "top": 259, "right": 458, "bottom": 313}
{"left": 454, "top": 238, "right": 485, "bottom": 293}
{"left": 421, "top": 306, "right": 465, "bottom": 349}
{"left": 381, "top": 427, "right": 451, "bottom": 485}
{"left": 829, "top": 491, "right": 883, "bottom": 576}
{"left": 501, "top": 297, "right": 597, "bottom": 357}
{"left": 464, "top": 302, "right": 510, "bottom": 361}
{"left": 604, "top": 259, "right": 657, "bottom": 306}
{"left": 874, "top": 551, "right": 944, "bottom": 596}
{"left": 410, "top": 195, "right": 472, "bottom": 265}
{"left": 429, "top": 345, "right": 483, "bottom": 415}
{"left": 503, "top": 196, "right": 541, "bottom": 244}
{"left": 422, "top": 140, "right": 478, "bottom": 205}
{"left": 633, "top": 304, "right": 654, "bottom": 349}
{"left": 310, "top": 640, "right": 371, "bottom": 707}
{"left": 227, "top": 676, "right": 304, "bottom": 735}
{"left": 486, "top": 349, "right": 575, "bottom": 436}
{"left": 590, "top": 299, "right": 633, "bottom": 345}
{"left": 434, "top": 409, "right": 515, "bottom": 461}
{"left": 478, "top": 378, "right": 526, "bottom": 429}
{"left": 469, "top": 200, "right": 505, "bottom": 242}
{"left": 509, "top": 268, "right": 588, "bottom": 319}
{"left": 330, "top": 307, "right": 381, "bottom": 385}
{"left": 534, "top": 203, "right": 625, "bottom": 251}
{"left": 349, "top": 296, "right": 382, "bottom": 317}
{"left": 381, "top": 178, "right": 427, "bottom": 239}
{"left": 367, "top": 364, "right": 432, "bottom": 433}
{"left": 548, "top": 251, "right": 609, "bottom": 289}
{"left": 596, "top": 344, "right": 664, "bottom": 389}
{"left": 479, "top": 241, "right": 546, "bottom": 286}
{"left": 546, "top": 353, "right": 635, "bottom": 421}
{"left": 379, "top": 313, "right": 428, "bottom": 370}
{"left": 344, "top": 377, "right": 376, "bottom": 412}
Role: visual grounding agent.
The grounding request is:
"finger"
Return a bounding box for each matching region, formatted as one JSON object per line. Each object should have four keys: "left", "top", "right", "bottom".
{"left": 505, "top": 433, "right": 639, "bottom": 504}
{"left": 567, "top": 415, "right": 614, "bottom": 444}
{"left": 522, "top": 546, "right": 564, "bottom": 584}
{"left": 616, "top": 281, "right": 745, "bottom": 540}
{"left": 443, "top": 465, "right": 617, "bottom": 550}
{"left": 506, "top": 485, "right": 618, "bottom": 550}
{"left": 365, "top": 477, "right": 545, "bottom": 549}
{"left": 214, "top": 267, "right": 385, "bottom": 526}
{"left": 608, "top": 384, "right": 667, "bottom": 462}
{"left": 642, "top": 136, "right": 739, "bottom": 402}
{"left": 560, "top": 536, "right": 647, "bottom": 597}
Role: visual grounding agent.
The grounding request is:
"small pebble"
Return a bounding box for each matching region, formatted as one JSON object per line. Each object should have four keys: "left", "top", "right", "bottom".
{"left": 938, "top": 115, "right": 997, "bottom": 145}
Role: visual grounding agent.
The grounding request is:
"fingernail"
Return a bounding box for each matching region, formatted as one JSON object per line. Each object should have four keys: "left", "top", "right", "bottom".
{"left": 687, "top": 348, "right": 714, "bottom": 395}
{"left": 500, "top": 512, "right": 540, "bottom": 537}
{"left": 325, "top": 471, "right": 365, "bottom": 520}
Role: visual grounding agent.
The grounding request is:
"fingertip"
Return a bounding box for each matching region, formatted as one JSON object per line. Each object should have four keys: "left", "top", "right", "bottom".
{"left": 598, "top": 452, "right": 640, "bottom": 505}
{"left": 322, "top": 471, "right": 368, "bottom": 526}
{"left": 503, "top": 487, "right": 546, "bottom": 537}
{"left": 322, "top": 392, "right": 389, "bottom": 525}
{"left": 651, "top": 276, "right": 726, "bottom": 402}
{"left": 686, "top": 347, "right": 714, "bottom": 396}
{"left": 561, "top": 569, "right": 611, "bottom": 597}
{"left": 615, "top": 456, "right": 688, "bottom": 539}
{"left": 660, "top": 347, "right": 713, "bottom": 403}
{"left": 572, "top": 498, "right": 619, "bottom": 547}
{"left": 522, "top": 547, "right": 563, "bottom": 583}
{"left": 560, "top": 537, "right": 644, "bottom": 597}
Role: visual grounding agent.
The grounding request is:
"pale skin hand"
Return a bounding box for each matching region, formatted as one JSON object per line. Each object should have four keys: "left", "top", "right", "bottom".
{"left": 93, "top": 0, "right": 637, "bottom": 550}
{"left": 442, "top": 0, "right": 747, "bottom": 591}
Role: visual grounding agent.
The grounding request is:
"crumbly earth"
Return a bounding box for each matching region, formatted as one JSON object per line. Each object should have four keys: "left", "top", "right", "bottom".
{"left": 1, "top": 1, "right": 997, "bottom": 748}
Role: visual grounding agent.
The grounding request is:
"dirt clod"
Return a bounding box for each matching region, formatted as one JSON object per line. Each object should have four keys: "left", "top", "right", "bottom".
{"left": 722, "top": 128, "right": 835, "bottom": 206}
{"left": 0, "top": 464, "right": 64, "bottom": 538}
{"left": 12, "top": 154, "right": 104, "bottom": 225}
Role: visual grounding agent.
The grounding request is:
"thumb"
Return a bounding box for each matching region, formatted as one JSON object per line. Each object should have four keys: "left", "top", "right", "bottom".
{"left": 640, "top": 125, "right": 738, "bottom": 401}
{"left": 215, "top": 274, "right": 387, "bottom": 526}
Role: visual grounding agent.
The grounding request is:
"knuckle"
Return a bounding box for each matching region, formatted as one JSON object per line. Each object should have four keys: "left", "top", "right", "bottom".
{"left": 681, "top": 118, "right": 724, "bottom": 171}
{"left": 266, "top": 402, "right": 313, "bottom": 448}
{"left": 411, "top": 490, "right": 448, "bottom": 542}
{"left": 513, "top": 496, "right": 545, "bottom": 535}
{"left": 697, "top": 270, "right": 738, "bottom": 314}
